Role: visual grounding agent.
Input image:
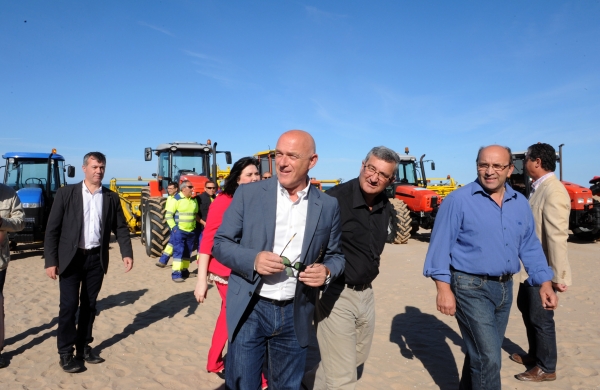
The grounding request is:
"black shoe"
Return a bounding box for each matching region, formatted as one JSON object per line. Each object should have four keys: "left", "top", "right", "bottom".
{"left": 0, "top": 354, "right": 7, "bottom": 368}
{"left": 76, "top": 348, "right": 105, "bottom": 364}
{"left": 59, "top": 354, "right": 82, "bottom": 373}
{"left": 182, "top": 269, "right": 190, "bottom": 279}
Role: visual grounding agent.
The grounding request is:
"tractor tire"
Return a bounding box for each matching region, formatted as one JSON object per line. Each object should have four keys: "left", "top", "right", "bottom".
{"left": 140, "top": 188, "right": 151, "bottom": 246}
{"left": 142, "top": 196, "right": 169, "bottom": 257}
{"left": 573, "top": 199, "right": 600, "bottom": 241}
{"left": 387, "top": 198, "right": 412, "bottom": 244}
{"left": 572, "top": 227, "right": 600, "bottom": 241}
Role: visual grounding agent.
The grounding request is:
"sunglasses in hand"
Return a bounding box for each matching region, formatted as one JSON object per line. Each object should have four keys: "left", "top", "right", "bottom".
{"left": 281, "top": 256, "right": 307, "bottom": 277}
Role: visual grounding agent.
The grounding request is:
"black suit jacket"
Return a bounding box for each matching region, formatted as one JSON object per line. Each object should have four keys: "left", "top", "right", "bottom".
{"left": 199, "top": 192, "right": 215, "bottom": 223}
{"left": 44, "top": 182, "right": 133, "bottom": 275}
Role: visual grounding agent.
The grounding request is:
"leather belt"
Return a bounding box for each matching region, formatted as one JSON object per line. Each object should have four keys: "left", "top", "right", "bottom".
{"left": 345, "top": 282, "right": 372, "bottom": 291}
{"left": 258, "top": 295, "right": 294, "bottom": 307}
{"left": 485, "top": 274, "right": 513, "bottom": 283}
{"left": 452, "top": 268, "right": 512, "bottom": 283}
{"left": 77, "top": 246, "right": 101, "bottom": 255}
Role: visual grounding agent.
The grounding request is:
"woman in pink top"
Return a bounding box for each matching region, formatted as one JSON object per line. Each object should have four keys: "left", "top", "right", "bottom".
{"left": 194, "top": 157, "right": 265, "bottom": 386}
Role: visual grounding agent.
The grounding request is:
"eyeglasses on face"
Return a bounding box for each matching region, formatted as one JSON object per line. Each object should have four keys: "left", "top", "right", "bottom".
{"left": 281, "top": 256, "right": 306, "bottom": 277}
{"left": 363, "top": 163, "right": 393, "bottom": 181}
{"left": 205, "top": 186, "right": 216, "bottom": 190}
{"left": 477, "top": 163, "right": 511, "bottom": 172}
{"left": 185, "top": 185, "right": 194, "bottom": 189}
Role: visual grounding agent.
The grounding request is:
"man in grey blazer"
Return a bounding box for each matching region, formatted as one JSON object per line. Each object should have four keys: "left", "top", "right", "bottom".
{"left": 512, "top": 143, "right": 571, "bottom": 382}
{"left": 213, "top": 130, "right": 345, "bottom": 390}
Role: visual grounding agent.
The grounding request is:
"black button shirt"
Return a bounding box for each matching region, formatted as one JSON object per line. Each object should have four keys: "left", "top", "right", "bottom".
{"left": 326, "top": 178, "right": 390, "bottom": 285}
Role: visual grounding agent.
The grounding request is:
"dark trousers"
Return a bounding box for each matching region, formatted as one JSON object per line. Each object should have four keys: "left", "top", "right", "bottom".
{"left": 0, "top": 268, "right": 6, "bottom": 353}
{"left": 57, "top": 251, "right": 104, "bottom": 356}
{"left": 516, "top": 283, "right": 557, "bottom": 373}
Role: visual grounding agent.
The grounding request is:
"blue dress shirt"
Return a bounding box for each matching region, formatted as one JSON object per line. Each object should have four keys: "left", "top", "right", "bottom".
{"left": 423, "top": 180, "right": 553, "bottom": 285}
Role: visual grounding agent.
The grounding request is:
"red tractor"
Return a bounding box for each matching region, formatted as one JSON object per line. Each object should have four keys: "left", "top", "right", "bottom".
{"left": 140, "top": 140, "right": 231, "bottom": 257}
{"left": 510, "top": 145, "right": 600, "bottom": 242}
{"left": 386, "top": 148, "right": 441, "bottom": 244}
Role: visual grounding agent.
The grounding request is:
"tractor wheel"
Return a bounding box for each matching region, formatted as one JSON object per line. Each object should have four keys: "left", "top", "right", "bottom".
{"left": 386, "top": 198, "right": 412, "bottom": 244}
{"left": 573, "top": 199, "right": 600, "bottom": 241}
{"left": 140, "top": 188, "right": 151, "bottom": 246}
{"left": 142, "top": 196, "right": 169, "bottom": 257}
{"left": 572, "top": 227, "right": 600, "bottom": 241}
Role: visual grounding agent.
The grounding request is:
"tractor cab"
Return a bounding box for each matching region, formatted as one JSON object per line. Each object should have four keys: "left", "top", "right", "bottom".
{"left": 2, "top": 150, "right": 75, "bottom": 245}
{"left": 510, "top": 145, "right": 599, "bottom": 241}
{"left": 144, "top": 141, "right": 232, "bottom": 197}
{"left": 254, "top": 149, "right": 277, "bottom": 178}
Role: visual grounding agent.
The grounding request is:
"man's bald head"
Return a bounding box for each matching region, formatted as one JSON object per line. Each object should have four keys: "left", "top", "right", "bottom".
{"left": 275, "top": 129, "right": 318, "bottom": 196}
{"left": 278, "top": 130, "right": 316, "bottom": 155}
{"left": 476, "top": 145, "right": 513, "bottom": 165}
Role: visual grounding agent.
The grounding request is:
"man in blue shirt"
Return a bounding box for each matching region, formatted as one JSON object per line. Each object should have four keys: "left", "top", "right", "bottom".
{"left": 423, "top": 145, "right": 558, "bottom": 390}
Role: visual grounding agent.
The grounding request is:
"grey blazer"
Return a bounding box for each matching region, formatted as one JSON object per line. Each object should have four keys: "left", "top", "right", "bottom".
{"left": 213, "top": 178, "right": 345, "bottom": 347}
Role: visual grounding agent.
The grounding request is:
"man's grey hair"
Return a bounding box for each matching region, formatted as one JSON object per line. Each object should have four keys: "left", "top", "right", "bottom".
{"left": 363, "top": 146, "right": 401, "bottom": 171}
{"left": 83, "top": 152, "right": 106, "bottom": 166}
{"left": 475, "top": 145, "right": 513, "bottom": 165}
{"left": 180, "top": 180, "right": 191, "bottom": 188}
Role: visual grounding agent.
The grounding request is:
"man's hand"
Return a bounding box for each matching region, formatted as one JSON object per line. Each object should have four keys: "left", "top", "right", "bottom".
{"left": 46, "top": 266, "right": 58, "bottom": 280}
{"left": 552, "top": 282, "right": 568, "bottom": 293}
{"left": 299, "top": 264, "right": 329, "bottom": 287}
{"left": 194, "top": 279, "right": 208, "bottom": 303}
{"left": 540, "top": 281, "right": 558, "bottom": 310}
{"left": 123, "top": 257, "right": 134, "bottom": 273}
{"left": 254, "top": 251, "right": 285, "bottom": 275}
{"left": 435, "top": 280, "right": 456, "bottom": 316}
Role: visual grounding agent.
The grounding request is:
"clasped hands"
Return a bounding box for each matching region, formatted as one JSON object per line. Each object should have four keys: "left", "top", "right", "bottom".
{"left": 254, "top": 251, "right": 328, "bottom": 287}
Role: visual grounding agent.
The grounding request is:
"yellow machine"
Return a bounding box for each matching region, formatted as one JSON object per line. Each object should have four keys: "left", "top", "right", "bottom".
{"left": 109, "top": 177, "right": 153, "bottom": 234}
{"left": 254, "top": 149, "right": 276, "bottom": 177}
{"left": 310, "top": 178, "right": 342, "bottom": 192}
{"left": 420, "top": 175, "right": 459, "bottom": 199}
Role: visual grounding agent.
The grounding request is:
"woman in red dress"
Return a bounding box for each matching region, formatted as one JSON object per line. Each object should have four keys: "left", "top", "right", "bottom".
{"left": 194, "top": 157, "right": 267, "bottom": 388}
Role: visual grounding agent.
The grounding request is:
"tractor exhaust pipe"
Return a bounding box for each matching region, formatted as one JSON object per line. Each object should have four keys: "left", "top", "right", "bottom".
{"left": 419, "top": 154, "right": 427, "bottom": 188}
{"left": 558, "top": 144, "right": 564, "bottom": 181}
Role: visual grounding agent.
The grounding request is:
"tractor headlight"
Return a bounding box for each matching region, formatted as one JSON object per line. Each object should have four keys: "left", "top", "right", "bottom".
{"left": 21, "top": 203, "right": 41, "bottom": 208}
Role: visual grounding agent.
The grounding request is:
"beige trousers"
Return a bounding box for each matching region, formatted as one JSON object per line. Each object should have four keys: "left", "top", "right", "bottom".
{"left": 313, "top": 283, "right": 376, "bottom": 390}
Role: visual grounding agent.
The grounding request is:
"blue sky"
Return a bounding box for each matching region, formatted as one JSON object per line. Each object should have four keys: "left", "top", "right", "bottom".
{"left": 1, "top": 1, "right": 599, "bottom": 187}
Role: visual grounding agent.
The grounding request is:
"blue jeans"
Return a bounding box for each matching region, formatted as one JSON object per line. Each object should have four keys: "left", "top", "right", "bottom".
{"left": 226, "top": 297, "right": 307, "bottom": 390}
{"left": 516, "top": 283, "right": 557, "bottom": 373}
{"left": 451, "top": 270, "right": 513, "bottom": 390}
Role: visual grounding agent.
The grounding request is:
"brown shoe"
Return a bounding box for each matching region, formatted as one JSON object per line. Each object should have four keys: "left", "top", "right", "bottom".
{"left": 510, "top": 353, "right": 536, "bottom": 365}
{"left": 515, "top": 366, "right": 556, "bottom": 382}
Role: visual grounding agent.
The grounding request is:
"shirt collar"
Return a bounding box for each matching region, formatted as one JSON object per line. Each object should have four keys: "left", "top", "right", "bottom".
{"left": 277, "top": 178, "right": 311, "bottom": 202}
{"left": 82, "top": 181, "right": 103, "bottom": 195}
{"left": 351, "top": 178, "right": 387, "bottom": 211}
{"left": 471, "top": 179, "right": 517, "bottom": 202}
{"left": 531, "top": 172, "right": 555, "bottom": 191}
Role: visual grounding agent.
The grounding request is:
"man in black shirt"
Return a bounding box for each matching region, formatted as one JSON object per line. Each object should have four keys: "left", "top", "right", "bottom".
{"left": 198, "top": 180, "right": 217, "bottom": 227}
{"left": 312, "top": 146, "right": 400, "bottom": 389}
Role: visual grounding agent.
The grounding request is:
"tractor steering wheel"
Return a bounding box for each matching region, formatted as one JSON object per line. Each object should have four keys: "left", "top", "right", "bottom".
{"left": 25, "top": 178, "right": 44, "bottom": 186}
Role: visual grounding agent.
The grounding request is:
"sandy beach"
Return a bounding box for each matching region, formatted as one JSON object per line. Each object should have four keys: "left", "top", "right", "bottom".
{"left": 1, "top": 233, "right": 598, "bottom": 390}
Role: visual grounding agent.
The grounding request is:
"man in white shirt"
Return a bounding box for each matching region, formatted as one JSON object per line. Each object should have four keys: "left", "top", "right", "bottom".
{"left": 45, "top": 152, "right": 133, "bottom": 373}
{"left": 213, "top": 130, "right": 345, "bottom": 389}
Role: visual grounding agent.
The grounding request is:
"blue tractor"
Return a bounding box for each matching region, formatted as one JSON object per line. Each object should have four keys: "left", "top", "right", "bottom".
{"left": 1, "top": 150, "right": 75, "bottom": 249}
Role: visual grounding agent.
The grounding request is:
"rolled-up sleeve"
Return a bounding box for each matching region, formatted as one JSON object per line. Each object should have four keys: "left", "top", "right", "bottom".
{"left": 519, "top": 210, "right": 554, "bottom": 286}
{"left": 423, "top": 194, "right": 461, "bottom": 284}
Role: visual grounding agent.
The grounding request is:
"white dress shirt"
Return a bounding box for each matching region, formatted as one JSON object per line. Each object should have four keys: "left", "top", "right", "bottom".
{"left": 258, "top": 180, "right": 311, "bottom": 301}
{"left": 79, "top": 182, "right": 103, "bottom": 249}
{"left": 530, "top": 172, "right": 555, "bottom": 199}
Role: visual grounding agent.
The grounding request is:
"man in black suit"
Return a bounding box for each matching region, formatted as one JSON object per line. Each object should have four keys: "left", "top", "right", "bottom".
{"left": 198, "top": 180, "right": 217, "bottom": 228}
{"left": 44, "top": 152, "right": 133, "bottom": 373}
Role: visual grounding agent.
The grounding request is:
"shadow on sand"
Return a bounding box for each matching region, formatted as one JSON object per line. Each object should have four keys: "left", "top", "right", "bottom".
{"left": 95, "top": 290, "right": 199, "bottom": 353}
{"left": 390, "top": 306, "right": 464, "bottom": 390}
{"left": 2, "top": 289, "right": 148, "bottom": 364}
